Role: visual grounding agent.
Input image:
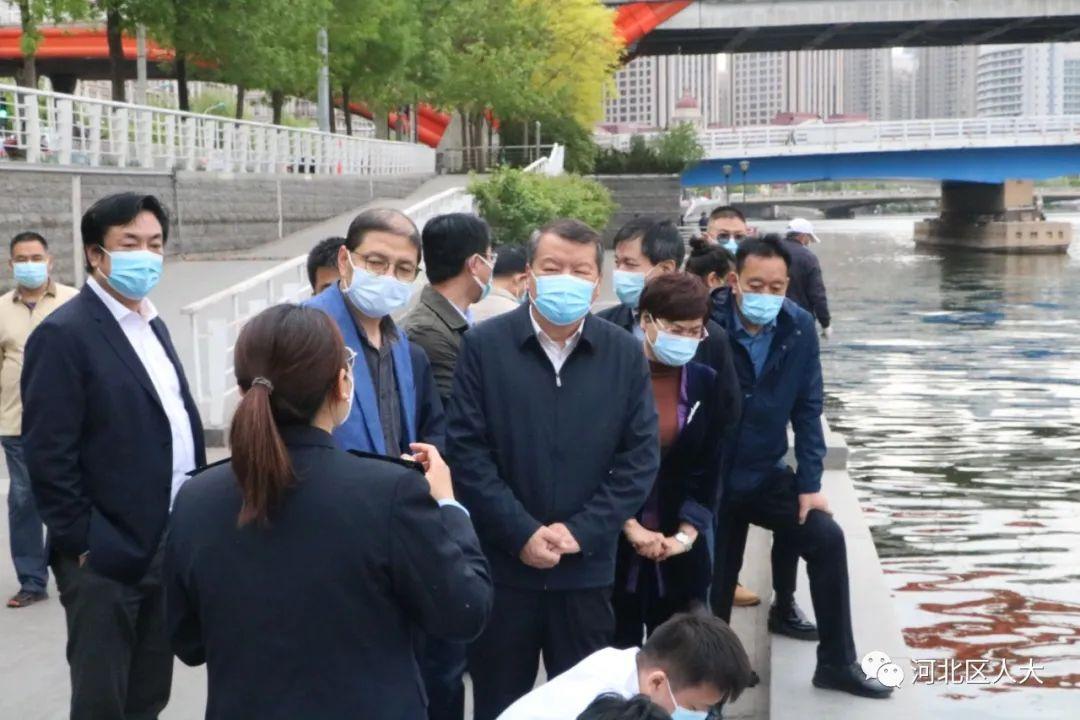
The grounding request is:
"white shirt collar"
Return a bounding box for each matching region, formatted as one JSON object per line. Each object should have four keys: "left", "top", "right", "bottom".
{"left": 529, "top": 305, "right": 585, "bottom": 351}
{"left": 87, "top": 276, "right": 159, "bottom": 323}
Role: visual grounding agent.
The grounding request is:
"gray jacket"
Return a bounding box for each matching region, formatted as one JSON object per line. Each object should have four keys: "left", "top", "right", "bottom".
{"left": 781, "top": 237, "right": 831, "bottom": 329}
{"left": 402, "top": 284, "right": 469, "bottom": 404}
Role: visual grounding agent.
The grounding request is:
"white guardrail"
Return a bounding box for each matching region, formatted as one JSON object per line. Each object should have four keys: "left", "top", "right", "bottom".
{"left": 182, "top": 144, "right": 564, "bottom": 426}
{"left": 0, "top": 83, "right": 434, "bottom": 175}
{"left": 595, "top": 116, "right": 1080, "bottom": 159}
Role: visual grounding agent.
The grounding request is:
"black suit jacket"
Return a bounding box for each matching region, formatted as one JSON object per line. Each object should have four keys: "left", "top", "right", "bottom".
{"left": 165, "top": 425, "right": 493, "bottom": 720}
{"left": 22, "top": 284, "right": 206, "bottom": 584}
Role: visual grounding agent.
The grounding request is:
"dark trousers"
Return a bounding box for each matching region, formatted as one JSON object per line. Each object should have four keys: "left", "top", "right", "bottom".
{"left": 710, "top": 469, "right": 856, "bottom": 667}
{"left": 419, "top": 635, "right": 467, "bottom": 720}
{"left": 52, "top": 546, "right": 173, "bottom": 720}
{"left": 4, "top": 436, "right": 48, "bottom": 594}
{"left": 468, "top": 585, "right": 614, "bottom": 720}
{"left": 612, "top": 563, "right": 700, "bottom": 649}
{"left": 771, "top": 536, "right": 800, "bottom": 608}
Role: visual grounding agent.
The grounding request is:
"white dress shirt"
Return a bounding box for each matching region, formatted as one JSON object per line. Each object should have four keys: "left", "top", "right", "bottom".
{"left": 529, "top": 306, "right": 585, "bottom": 381}
{"left": 497, "top": 647, "right": 640, "bottom": 720}
{"left": 87, "top": 277, "right": 197, "bottom": 506}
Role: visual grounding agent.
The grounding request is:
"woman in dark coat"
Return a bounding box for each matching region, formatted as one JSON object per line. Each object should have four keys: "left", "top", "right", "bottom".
{"left": 613, "top": 273, "right": 726, "bottom": 647}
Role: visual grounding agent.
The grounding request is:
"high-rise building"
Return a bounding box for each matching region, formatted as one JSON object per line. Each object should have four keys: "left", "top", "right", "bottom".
{"left": 890, "top": 63, "right": 917, "bottom": 121}
{"left": 843, "top": 49, "right": 891, "bottom": 120}
{"left": 976, "top": 44, "right": 1064, "bottom": 117}
{"left": 603, "top": 54, "right": 725, "bottom": 128}
{"left": 915, "top": 46, "right": 977, "bottom": 119}
{"left": 1066, "top": 54, "right": 1080, "bottom": 114}
{"left": 729, "top": 50, "right": 845, "bottom": 126}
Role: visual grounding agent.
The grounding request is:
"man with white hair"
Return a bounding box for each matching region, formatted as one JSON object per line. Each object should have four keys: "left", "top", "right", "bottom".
{"left": 782, "top": 219, "right": 831, "bottom": 339}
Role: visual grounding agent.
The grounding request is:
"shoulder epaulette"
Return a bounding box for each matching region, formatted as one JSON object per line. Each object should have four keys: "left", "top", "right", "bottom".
{"left": 346, "top": 449, "right": 424, "bottom": 474}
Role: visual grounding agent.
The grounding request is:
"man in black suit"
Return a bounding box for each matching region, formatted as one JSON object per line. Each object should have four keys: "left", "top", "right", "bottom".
{"left": 22, "top": 193, "right": 206, "bottom": 719}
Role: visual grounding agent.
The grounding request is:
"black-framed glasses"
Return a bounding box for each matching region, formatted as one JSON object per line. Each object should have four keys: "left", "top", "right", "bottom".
{"left": 351, "top": 251, "right": 420, "bottom": 283}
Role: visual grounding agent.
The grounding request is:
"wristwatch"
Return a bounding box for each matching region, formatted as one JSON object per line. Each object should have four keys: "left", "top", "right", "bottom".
{"left": 674, "top": 531, "right": 694, "bottom": 550}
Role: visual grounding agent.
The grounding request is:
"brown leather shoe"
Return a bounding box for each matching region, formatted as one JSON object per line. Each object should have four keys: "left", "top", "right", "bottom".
{"left": 734, "top": 584, "right": 761, "bottom": 607}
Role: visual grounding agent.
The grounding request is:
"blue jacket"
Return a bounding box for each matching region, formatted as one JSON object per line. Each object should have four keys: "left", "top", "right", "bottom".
{"left": 22, "top": 285, "right": 206, "bottom": 584}
{"left": 446, "top": 303, "right": 660, "bottom": 591}
{"left": 305, "top": 284, "right": 444, "bottom": 455}
{"left": 710, "top": 288, "right": 825, "bottom": 497}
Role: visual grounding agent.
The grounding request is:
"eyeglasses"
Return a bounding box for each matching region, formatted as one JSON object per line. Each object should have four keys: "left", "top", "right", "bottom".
{"left": 651, "top": 316, "right": 709, "bottom": 340}
{"left": 351, "top": 251, "right": 420, "bottom": 282}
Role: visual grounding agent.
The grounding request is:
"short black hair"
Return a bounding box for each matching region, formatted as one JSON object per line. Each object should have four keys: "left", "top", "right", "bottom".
{"left": 735, "top": 234, "right": 791, "bottom": 274}
{"left": 577, "top": 694, "right": 671, "bottom": 720}
{"left": 613, "top": 216, "right": 656, "bottom": 247}
{"left": 708, "top": 206, "right": 746, "bottom": 223}
{"left": 684, "top": 237, "right": 734, "bottom": 280}
{"left": 306, "top": 236, "right": 345, "bottom": 290}
{"left": 81, "top": 193, "right": 169, "bottom": 272}
{"left": 638, "top": 613, "right": 753, "bottom": 704}
{"left": 421, "top": 213, "right": 492, "bottom": 284}
{"left": 345, "top": 208, "right": 421, "bottom": 260}
{"left": 640, "top": 220, "right": 685, "bottom": 268}
{"left": 529, "top": 218, "right": 604, "bottom": 272}
{"left": 11, "top": 231, "right": 48, "bottom": 254}
{"left": 492, "top": 244, "right": 527, "bottom": 277}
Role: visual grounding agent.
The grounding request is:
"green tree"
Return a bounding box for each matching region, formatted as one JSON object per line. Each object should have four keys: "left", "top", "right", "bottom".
{"left": 13, "top": 0, "right": 93, "bottom": 88}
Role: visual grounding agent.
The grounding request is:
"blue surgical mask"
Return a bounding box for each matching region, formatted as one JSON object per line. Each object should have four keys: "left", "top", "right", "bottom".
{"left": 102, "top": 249, "right": 163, "bottom": 300}
{"left": 666, "top": 681, "right": 709, "bottom": 720}
{"left": 737, "top": 282, "right": 784, "bottom": 326}
{"left": 645, "top": 317, "right": 702, "bottom": 367}
{"left": 473, "top": 255, "right": 494, "bottom": 302}
{"left": 530, "top": 272, "right": 595, "bottom": 326}
{"left": 613, "top": 269, "right": 647, "bottom": 308}
{"left": 723, "top": 239, "right": 739, "bottom": 254}
{"left": 13, "top": 261, "right": 48, "bottom": 289}
{"left": 346, "top": 258, "right": 414, "bottom": 318}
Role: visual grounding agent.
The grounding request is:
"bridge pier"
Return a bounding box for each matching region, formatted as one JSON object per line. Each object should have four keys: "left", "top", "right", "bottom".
{"left": 914, "top": 180, "right": 1072, "bottom": 254}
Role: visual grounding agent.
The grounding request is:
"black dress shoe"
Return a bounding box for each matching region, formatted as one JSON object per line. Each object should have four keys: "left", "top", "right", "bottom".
{"left": 813, "top": 662, "right": 894, "bottom": 699}
{"left": 768, "top": 602, "right": 819, "bottom": 641}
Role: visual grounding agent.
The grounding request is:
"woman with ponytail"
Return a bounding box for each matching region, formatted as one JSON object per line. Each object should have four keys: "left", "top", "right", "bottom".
{"left": 164, "top": 304, "right": 492, "bottom": 720}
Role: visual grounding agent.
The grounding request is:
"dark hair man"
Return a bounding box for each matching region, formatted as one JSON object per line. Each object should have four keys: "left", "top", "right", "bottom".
{"left": 708, "top": 237, "right": 892, "bottom": 699}
{"left": 447, "top": 218, "right": 660, "bottom": 720}
{"left": 781, "top": 219, "right": 832, "bottom": 339}
{"left": 499, "top": 612, "right": 753, "bottom": 719}
{"left": 304, "top": 208, "right": 444, "bottom": 456}
{"left": 472, "top": 243, "right": 528, "bottom": 322}
{"left": 2, "top": 231, "right": 78, "bottom": 609}
{"left": 705, "top": 207, "right": 754, "bottom": 255}
{"left": 306, "top": 236, "right": 345, "bottom": 295}
{"left": 22, "top": 193, "right": 206, "bottom": 718}
{"left": 404, "top": 213, "right": 495, "bottom": 404}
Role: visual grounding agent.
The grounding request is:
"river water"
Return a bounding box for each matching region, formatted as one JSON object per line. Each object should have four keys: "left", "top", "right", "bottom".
{"left": 748, "top": 214, "right": 1080, "bottom": 719}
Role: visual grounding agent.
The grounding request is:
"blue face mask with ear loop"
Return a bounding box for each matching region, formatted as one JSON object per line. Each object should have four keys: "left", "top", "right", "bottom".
{"left": 666, "top": 678, "right": 709, "bottom": 720}
{"left": 736, "top": 280, "right": 785, "bottom": 326}
{"left": 529, "top": 272, "right": 595, "bottom": 326}
{"left": 101, "top": 249, "right": 163, "bottom": 300}
{"left": 472, "top": 254, "right": 495, "bottom": 302}
{"left": 644, "top": 315, "right": 701, "bottom": 367}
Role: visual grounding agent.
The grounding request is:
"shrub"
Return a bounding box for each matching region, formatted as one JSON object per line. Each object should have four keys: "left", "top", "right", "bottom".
{"left": 469, "top": 167, "right": 615, "bottom": 246}
{"left": 594, "top": 123, "right": 704, "bottom": 175}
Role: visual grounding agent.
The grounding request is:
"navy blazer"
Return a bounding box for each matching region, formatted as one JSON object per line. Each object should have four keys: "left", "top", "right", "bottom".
{"left": 595, "top": 302, "right": 742, "bottom": 437}
{"left": 305, "top": 283, "right": 445, "bottom": 454}
{"left": 446, "top": 303, "right": 660, "bottom": 591}
{"left": 22, "top": 284, "right": 206, "bottom": 584}
{"left": 165, "top": 425, "right": 492, "bottom": 720}
{"left": 709, "top": 288, "right": 826, "bottom": 497}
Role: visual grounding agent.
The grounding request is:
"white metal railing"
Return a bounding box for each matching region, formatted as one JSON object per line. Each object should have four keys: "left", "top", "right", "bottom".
{"left": 594, "top": 116, "right": 1080, "bottom": 159}
{"left": 0, "top": 82, "right": 433, "bottom": 175}
{"left": 182, "top": 144, "right": 563, "bottom": 425}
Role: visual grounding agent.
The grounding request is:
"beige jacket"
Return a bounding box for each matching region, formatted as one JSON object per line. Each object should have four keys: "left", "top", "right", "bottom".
{"left": 0, "top": 281, "right": 79, "bottom": 435}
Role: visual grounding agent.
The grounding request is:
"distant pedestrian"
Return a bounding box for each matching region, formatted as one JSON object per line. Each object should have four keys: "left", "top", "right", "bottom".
{"left": 306, "top": 236, "right": 345, "bottom": 295}
{"left": 781, "top": 219, "right": 831, "bottom": 339}
{"left": 471, "top": 244, "right": 528, "bottom": 323}
{"left": 23, "top": 193, "right": 206, "bottom": 718}
{"left": 697, "top": 211, "right": 708, "bottom": 231}
{"left": 1, "top": 231, "right": 77, "bottom": 609}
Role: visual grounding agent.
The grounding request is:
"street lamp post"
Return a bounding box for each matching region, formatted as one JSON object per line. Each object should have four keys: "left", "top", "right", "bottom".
{"left": 316, "top": 28, "right": 330, "bottom": 133}
{"left": 739, "top": 159, "right": 751, "bottom": 202}
{"left": 722, "top": 164, "right": 733, "bottom": 204}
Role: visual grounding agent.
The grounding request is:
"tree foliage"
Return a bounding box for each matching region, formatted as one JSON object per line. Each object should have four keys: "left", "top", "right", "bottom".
{"left": 469, "top": 167, "right": 614, "bottom": 246}
{"left": 594, "top": 124, "right": 704, "bottom": 175}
